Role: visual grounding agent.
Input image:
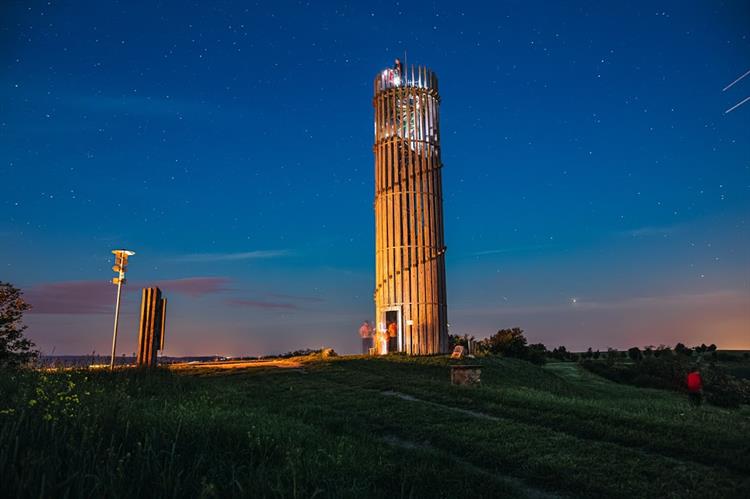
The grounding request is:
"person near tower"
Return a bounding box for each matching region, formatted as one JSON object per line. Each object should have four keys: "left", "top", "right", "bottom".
{"left": 387, "top": 321, "right": 398, "bottom": 353}
{"left": 358, "top": 321, "right": 374, "bottom": 354}
{"left": 687, "top": 368, "right": 703, "bottom": 407}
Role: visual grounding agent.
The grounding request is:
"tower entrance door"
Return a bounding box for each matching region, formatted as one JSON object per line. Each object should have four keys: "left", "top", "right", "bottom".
{"left": 382, "top": 307, "right": 402, "bottom": 353}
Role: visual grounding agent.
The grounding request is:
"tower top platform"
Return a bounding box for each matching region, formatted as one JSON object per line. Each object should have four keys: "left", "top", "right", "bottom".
{"left": 373, "top": 64, "right": 439, "bottom": 95}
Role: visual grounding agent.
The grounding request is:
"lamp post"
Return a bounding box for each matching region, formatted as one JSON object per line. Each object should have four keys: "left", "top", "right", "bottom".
{"left": 110, "top": 249, "right": 135, "bottom": 370}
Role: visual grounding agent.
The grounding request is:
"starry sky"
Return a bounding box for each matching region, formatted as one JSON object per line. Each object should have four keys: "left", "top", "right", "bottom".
{"left": 2, "top": 1, "right": 749, "bottom": 356}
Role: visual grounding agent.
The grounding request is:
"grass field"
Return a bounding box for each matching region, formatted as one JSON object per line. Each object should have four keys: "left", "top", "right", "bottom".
{"left": 1, "top": 355, "right": 749, "bottom": 498}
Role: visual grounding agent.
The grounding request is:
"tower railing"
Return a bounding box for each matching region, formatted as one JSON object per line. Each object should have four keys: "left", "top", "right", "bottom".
{"left": 373, "top": 64, "right": 439, "bottom": 95}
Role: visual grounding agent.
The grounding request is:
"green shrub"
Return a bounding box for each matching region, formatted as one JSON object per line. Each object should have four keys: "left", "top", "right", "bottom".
{"left": 627, "top": 347, "right": 643, "bottom": 361}
{"left": 703, "top": 368, "right": 744, "bottom": 408}
{"left": 526, "top": 343, "right": 548, "bottom": 365}
{"left": 484, "top": 328, "right": 527, "bottom": 356}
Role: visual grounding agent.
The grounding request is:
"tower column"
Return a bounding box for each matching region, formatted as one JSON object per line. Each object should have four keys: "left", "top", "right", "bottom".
{"left": 373, "top": 64, "right": 448, "bottom": 355}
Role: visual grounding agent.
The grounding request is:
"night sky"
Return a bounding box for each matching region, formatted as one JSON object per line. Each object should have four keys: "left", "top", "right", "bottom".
{"left": 2, "top": 1, "right": 749, "bottom": 356}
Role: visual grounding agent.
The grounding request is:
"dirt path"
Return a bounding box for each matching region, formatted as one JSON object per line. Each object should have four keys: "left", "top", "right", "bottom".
{"left": 382, "top": 390, "right": 500, "bottom": 421}
{"left": 380, "top": 391, "right": 564, "bottom": 499}
{"left": 170, "top": 358, "right": 304, "bottom": 370}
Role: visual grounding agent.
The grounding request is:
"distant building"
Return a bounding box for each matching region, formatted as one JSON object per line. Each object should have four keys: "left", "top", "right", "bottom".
{"left": 372, "top": 63, "right": 448, "bottom": 354}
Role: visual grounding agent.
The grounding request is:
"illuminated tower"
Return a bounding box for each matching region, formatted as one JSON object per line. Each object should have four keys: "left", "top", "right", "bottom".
{"left": 373, "top": 63, "right": 448, "bottom": 354}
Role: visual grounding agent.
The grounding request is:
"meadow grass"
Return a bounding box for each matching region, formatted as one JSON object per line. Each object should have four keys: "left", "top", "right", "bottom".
{"left": 1, "top": 356, "right": 748, "bottom": 498}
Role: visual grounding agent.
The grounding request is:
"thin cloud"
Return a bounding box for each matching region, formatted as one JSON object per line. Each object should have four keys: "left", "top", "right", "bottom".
{"left": 25, "top": 277, "right": 231, "bottom": 314}
{"left": 152, "top": 277, "right": 231, "bottom": 297}
{"left": 174, "top": 250, "right": 291, "bottom": 263}
{"left": 452, "top": 290, "right": 749, "bottom": 317}
{"left": 472, "top": 244, "right": 553, "bottom": 256}
{"left": 226, "top": 298, "right": 298, "bottom": 310}
{"left": 266, "top": 293, "right": 324, "bottom": 303}
{"left": 620, "top": 225, "right": 677, "bottom": 237}
{"left": 25, "top": 281, "right": 113, "bottom": 314}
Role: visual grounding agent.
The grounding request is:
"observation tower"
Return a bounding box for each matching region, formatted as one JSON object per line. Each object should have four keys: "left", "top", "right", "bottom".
{"left": 373, "top": 62, "right": 448, "bottom": 355}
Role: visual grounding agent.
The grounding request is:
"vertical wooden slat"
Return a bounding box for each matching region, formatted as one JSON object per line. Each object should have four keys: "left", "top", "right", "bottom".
{"left": 159, "top": 297, "right": 167, "bottom": 351}
{"left": 409, "top": 77, "right": 419, "bottom": 353}
{"left": 423, "top": 66, "right": 434, "bottom": 354}
{"left": 136, "top": 288, "right": 147, "bottom": 365}
{"left": 423, "top": 66, "right": 431, "bottom": 354}
{"left": 404, "top": 78, "right": 414, "bottom": 353}
{"left": 402, "top": 80, "right": 413, "bottom": 353}
{"left": 393, "top": 85, "right": 403, "bottom": 351}
{"left": 136, "top": 287, "right": 166, "bottom": 367}
{"left": 414, "top": 66, "right": 424, "bottom": 354}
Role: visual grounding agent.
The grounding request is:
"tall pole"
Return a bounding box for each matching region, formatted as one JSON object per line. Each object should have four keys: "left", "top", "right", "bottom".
{"left": 109, "top": 249, "right": 134, "bottom": 370}
{"left": 110, "top": 275, "right": 123, "bottom": 370}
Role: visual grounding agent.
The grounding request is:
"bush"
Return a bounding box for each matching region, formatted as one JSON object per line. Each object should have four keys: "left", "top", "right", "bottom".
{"left": 605, "top": 348, "right": 619, "bottom": 366}
{"left": 580, "top": 360, "right": 633, "bottom": 383}
{"left": 627, "top": 347, "right": 643, "bottom": 361}
{"left": 674, "top": 343, "right": 692, "bottom": 356}
{"left": 484, "top": 328, "right": 527, "bottom": 357}
{"left": 550, "top": 346, "right": 569, "bottom": 361}
{"left": 703, "top": 368, "right": 744, "bottom": 409}
{"left": 654, "top": 346, "right": 673, "bottom": 359}
{"left": 527, "top": 343, "right": 548, "bottom": 365}
{"left": 705, "top": 389, "right": 742, "bottom": 408}
{"left": 475, "top": 328, "right": 547, "bottom": 364}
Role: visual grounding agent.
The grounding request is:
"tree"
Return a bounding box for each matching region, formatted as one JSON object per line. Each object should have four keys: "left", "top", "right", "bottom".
{"left": 627, "top": 347, "right": 643, "bottom": 361}
{"left": 0, "top": 281, "right": 37, "bottom": 368}
{"left": 654, "top": 345, "right": 673, "bottom": 358}
{"left": 527, "top": 343, "right": 548, "bottom": 365}
{"left": 674, "top": 343, "right": 692, "bottom": 356}
{"left": 605, "top": 348, "right": 619, "bottom": 366}
{"left": 485, "top": 327, "right": 527, "bottom": 357}
{"left": 551, "top": 345, "right": 568, "bottom": 361}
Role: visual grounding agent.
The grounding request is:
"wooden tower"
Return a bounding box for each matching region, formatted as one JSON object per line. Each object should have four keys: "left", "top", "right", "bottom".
{"left": 136, "top": 287, "right": 167, "bottom": 367}
{"left": 373, "top": 63, "right": 448, "bottom": 355}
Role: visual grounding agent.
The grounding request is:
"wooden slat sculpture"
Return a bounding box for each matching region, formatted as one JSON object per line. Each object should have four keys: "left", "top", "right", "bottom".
{"left": 373, "top": 64, "right": 448, "bottom": 354}
{"left": 136, "top": 287, "right": 167, "bottom": 368}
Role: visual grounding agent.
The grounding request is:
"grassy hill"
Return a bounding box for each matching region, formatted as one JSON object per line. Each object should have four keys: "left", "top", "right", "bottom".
{"left": 1, "top": 356, "right": 749, "bottom": 498}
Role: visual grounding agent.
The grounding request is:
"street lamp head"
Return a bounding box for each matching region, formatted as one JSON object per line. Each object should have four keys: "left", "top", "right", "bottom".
{"left": 112, "top": 249, "right": 136, "bottom": 256}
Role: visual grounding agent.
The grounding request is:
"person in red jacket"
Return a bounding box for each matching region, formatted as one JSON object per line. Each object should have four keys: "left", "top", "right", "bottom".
{"left": 687, "top": 368, "right": 703, "bottom": 407}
